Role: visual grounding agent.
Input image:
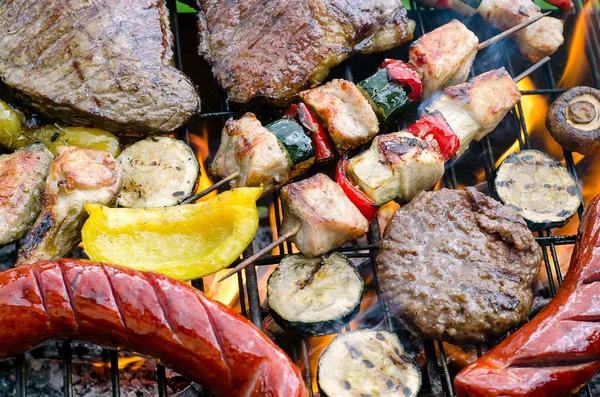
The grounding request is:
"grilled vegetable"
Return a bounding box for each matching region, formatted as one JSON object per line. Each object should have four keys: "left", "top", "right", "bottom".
{"left": 494, "top": 150, "right": 581, "bottom": 230}
{"left": 82, "top": 187, "right": 262, "bottom": 280}
{"left": 546, "top": 86, "right": 600, "bottom": 156}
{"left": 0, "top": 100, "right": 121, "bottom": 157}
{"left": 347, "top": 132, "right": 444, "bottom": 205}
{"left": 117, "top": 137, "right": 199, "bottom": 208}
{"left": 266, "top": 118, "right": 314, "bottom": 166}
{"left": 318, "top": 330, "right": 421, "bottom": 397}
{"left": 381, "top": 59, "right": 422, "bottom": 101}
{"left": 335, "top": 157, "right": 379, "bottom": 223}
{"left": 267, "top": 253, "right": 363, "bottom": 336}
{"left": 404, "top": 113, "right": 459, "bottom": 161}
{"left": 300, "top": 79, "right": 379, "bottom": 154}
{"left": 358, "top": 69, "right": 411, "bottom": 124}
{"left": 285, "top": 103, "right": 334, "bottom": 163}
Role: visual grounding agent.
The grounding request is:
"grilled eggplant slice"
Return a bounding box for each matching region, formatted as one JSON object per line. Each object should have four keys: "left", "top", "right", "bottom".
{"left": 494, "top": 150, "right": 581, "bottom": 230}
{"left": 117, "top": 137, "right": 199, "bottom": 208}
{"left": 267, "top": 253, "right": 363, "bottom": 336}
{"left": 318, "top": 330, "right": 421, "bottom": 397}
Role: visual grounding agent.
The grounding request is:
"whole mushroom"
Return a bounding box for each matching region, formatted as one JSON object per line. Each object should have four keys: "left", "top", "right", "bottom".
{"left": 546, "top": 86, "right": 600, "bottom": 156}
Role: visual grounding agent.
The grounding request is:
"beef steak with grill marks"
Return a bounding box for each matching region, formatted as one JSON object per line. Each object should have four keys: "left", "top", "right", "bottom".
{"left": 0, "top": 0, "right": 200, "bottom": 135}
{"left": 193, "top": 0, "right": 415, "bottom": 105}
{"left": 377, "top": 188, "right": 542, "bottom": 344}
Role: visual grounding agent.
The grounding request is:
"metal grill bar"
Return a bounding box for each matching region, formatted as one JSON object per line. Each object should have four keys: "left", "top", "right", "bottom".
{"left": 5, "top": 0, "right": 600, "bottom": 396}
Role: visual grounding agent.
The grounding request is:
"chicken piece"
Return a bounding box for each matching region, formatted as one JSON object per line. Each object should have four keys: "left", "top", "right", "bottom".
{"left": 0, "top": 144, "right": 53, "bottom": 246}
{"left": 280, "top": 173, "right": 369, "bottom": 257}
{"left": 409, "top": 20, "right": 479, "bottom": 98}
{"left": 209, "top": 113, "right": 292, "bottom": 195}
{"left": 17, "top": 147, "right": 122, "bottom": 265}
{"left": 478, "top": 0, "right": 564, "bottom": 63}
{"left": 425, "top": 68, "right": 520, "bottom": 156}
{"left": 348, "top": 132, "right": 444, "bottom": 205}
{"left": 300, "top": 79, "right": 379, "bottom": 154}
{"left": 196, "top": 0, "right": 415, "bottom": 104}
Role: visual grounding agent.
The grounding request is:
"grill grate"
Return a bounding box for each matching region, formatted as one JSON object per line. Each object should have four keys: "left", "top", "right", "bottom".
{"left": 4, "top": 0, "right": 600, "bottom": 395}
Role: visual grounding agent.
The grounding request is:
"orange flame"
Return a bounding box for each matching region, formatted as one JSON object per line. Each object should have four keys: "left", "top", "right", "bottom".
{"left": 306, "top": 335, "right": 336, "bottom": 392}
{"left": 92, "top": 356, "right": 146, "bottom": 371}
{"left": 558, "top": 1, "right": 593, "bottom": 88}
{"left": 188, "top": 128, "right": 217, "bottom": 201}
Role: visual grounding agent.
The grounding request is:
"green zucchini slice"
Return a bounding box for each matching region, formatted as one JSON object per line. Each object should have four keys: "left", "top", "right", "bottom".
{"left": 117, "top": 137, "right": 199, "bottom": 208}
{"left": 267, "top": 253, "right": 363, "bottom": 336}
{"left": 318, "top": 330, "right": 421, "bottom": 397}
{"left": 266, "top": 118, "right": 314, "bottom": 165}
{"left": 358, "top": 69, "right": 411, "bottom": 124}
{"left": 494, "top": 149, "right": 581, "bottom": 230}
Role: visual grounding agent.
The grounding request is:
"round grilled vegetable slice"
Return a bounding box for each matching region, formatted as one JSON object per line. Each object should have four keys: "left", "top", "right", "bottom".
{"left": 81, "top": 187, "right": 262, "bottom": 280}
{"left": 318, "top": 330, "right": 421, "bottom": 397}
{"left": 546, "top": 86, "right": 600, "bottom": 156}
{"left": 117, "top": 137, "right": 199, "bottom": 208}
{"left": 267, "top": 252, "right": 363, "bottom": 336}
{"left": 494, "top": 150, "right": 581, "bottom": 230}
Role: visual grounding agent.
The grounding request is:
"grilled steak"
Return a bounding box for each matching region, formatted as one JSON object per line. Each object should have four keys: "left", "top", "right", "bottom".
{"left": 0, "top": 0, "right": 200, "bottom": 135}
{"left": 195, "top": 0, "right": 415, "bottom": 105}
{"left": 377, "top": 188, "right": 542, "bottom": 344}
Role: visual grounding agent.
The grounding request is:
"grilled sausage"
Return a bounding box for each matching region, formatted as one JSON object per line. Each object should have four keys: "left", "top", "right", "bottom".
{"left": 0, "top": 259, "right": 308, "bottom": 397}
{"left": 454, "top": 193, "right": 600, "bottom": 397}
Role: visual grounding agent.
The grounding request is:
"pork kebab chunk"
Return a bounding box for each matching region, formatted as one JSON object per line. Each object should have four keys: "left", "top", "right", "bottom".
{"left": 0, "top": 144, "right": 53, "bottom": 246}
{"left": 17, "top": 147, "right": 122, "bottom": 265}
{"left": 425, "top": 68, "right": 520, "bottom": 157}
{"left": 280, "top": 174, "right": 369, "bottom": 257}
{"left": 377, "top": 188, "right": 542, "bottom": 344}
{"left": 300, "top": 79, "right": 379, "bottom": 154}
{"left": 209, "top": 113, "right": 293, "bottom": 195}
{"left": 347, "top": 132, "right": 444, "bottom": 205}
{"left": 409, "top": 20, "right": 479, "bottom": 98}
{"left": 478, "top": 0, "right": 564, "bottom": 63}
{"left": 195, "top": 0, "right": 415, "bottom": 104}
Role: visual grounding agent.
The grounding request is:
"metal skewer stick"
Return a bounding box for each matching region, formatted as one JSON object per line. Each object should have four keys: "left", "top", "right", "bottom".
{"left": 180, "top": 171, "right": 240, "bottom": 204}
{"left": 219, "top": 225, "right": 301, "bottom": 282}
{"left": 513, "top": 56, "right": 551, "bottom": 83}
{"left": 477, "top": 12, "right": 552, "bottom": 51}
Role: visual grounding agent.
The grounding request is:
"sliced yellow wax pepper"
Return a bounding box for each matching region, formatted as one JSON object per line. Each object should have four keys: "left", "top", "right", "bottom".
{"left": 81, "top": 187, "right": 262, "bottom": 280}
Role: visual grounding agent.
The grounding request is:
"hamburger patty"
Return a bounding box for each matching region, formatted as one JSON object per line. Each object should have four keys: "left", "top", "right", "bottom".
{"left": 377, "top": 188, "right": 542, "bottom": 344}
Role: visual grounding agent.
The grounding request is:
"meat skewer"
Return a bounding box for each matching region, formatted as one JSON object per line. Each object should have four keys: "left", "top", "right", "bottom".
{"left": 218, "top": 59, "right": 548, "bottom": 282}
{"left": 207, "top": 14, "right": 548, "bottom": 199}
{"left": 418, "top": 0, "right": 564, "bottom": 62}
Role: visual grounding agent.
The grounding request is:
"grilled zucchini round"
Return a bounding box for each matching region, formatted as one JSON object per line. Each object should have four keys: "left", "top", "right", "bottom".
{"left": 318, "top": 330, "right": 421, "bottom": 397}
{"left": 267, "top": 253, "right": 363, "bottom": 336}
{"left": 117, "top": 137, "right": 199, "bottom": 208}
{"left": 358, "top": 69, "right": 411, "bottom": 124}
{"left": 494, "top": 150, "right": 581, "bottom": 230}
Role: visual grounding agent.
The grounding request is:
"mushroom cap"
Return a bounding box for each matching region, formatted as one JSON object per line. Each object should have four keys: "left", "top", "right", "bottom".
{"left": 546, "top": 86, "right": 600, "bottom": 156}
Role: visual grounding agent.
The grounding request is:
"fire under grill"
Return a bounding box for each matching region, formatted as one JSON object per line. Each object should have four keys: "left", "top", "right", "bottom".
{"left": 2, "top": 0, "right": 600, "bottom": 396}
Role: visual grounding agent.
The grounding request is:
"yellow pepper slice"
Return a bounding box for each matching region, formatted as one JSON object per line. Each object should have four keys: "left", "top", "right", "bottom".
{"left": 0, "top": 100, "right": 121, "bottom": 157}
{"left": 81, "top": 187, "right": 262, "bottom": 280}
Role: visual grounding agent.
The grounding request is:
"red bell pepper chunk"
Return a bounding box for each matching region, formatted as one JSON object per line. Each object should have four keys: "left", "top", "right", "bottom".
{"left": 405, "top": 113, "right": 459, "bottom": 161}
{"left": 290, "top": 102, "right": 334, "bottom": 163}
{"left": 381, "top": 59, "right": 423, "bottom": 102}
{"left": 335, "top": 156, "right": 379, "bottom": 223}
{"left": 284, "top": 103, "right": 299, "bottom": 119}
{"left": 544, "top": 0, "right": 572, "bottom": 10}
